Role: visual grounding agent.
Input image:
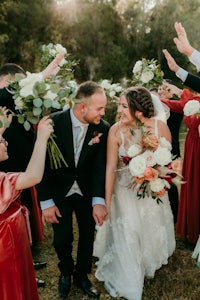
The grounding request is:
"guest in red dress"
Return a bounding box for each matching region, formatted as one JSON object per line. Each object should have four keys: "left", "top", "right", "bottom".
{"left": 162, "top": 22, "right": 200, "bottom": 244}
{"left": 0, "top": 114, "right": 53, "bottom": 300}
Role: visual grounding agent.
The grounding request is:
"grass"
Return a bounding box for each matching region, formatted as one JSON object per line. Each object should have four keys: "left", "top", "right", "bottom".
{"left": 33, "top": 121, "right": 200, "bottom": 300}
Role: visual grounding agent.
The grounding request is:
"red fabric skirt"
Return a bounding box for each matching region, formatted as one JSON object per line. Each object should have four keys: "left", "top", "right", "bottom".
{"left": 0, "top": 203, "right": 38, "bottom": 300}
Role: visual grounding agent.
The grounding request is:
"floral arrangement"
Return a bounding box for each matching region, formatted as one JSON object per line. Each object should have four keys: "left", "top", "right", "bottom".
{"left": 122, "top": 132, "right": 183, "bottom": 203}
{"left": 131, "top": 58, "right": 164, "bottom": 89}
{"left": 40, "top": 43, "right": 77, "bottom": 80}
{"left": 99, "top": 79, "right": 123, "bottom": 101}
{"left": 183, "top": 99, "right": 200, "bottom": 117}
{"left": 7, "top": 72, "right": 76, "bottom": 169}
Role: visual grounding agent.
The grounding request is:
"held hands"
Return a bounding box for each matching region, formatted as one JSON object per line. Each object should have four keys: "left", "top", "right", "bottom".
{"left": 174, "top": 22, "right": 194, "bottom": 56}
{"left": 93, "top": 204, "right": 108, "bottom": 226}
{"left": 162, "top": 49, "right": 180, "bottom": 73}
{"left": 36, "top": 116, "right": 54, "bottom": 142}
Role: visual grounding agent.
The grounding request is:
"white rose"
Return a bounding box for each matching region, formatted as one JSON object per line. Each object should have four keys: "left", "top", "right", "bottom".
{"left": 100, "top": 79, "right": 111, "bottom": 90}
{"left": 154, "top": 146, "right": 172, "bottom": 166}
{"left": 183, "top": 100, "right": 200, "bottom": 116}
{"left": 19, "top": 72, "right": 43, "bottom": 97}
{"left": 159, "top": 137, "right": 172, "bottom": 151}
{"left": 150, "top": 178, "right": 165, "bottom": 192}
{"left": 129, "top": 155, "right": 146, "bottom": 177}
{"left": 55, "top": 43, "right": 67, "bottom": 54}
{"left": 127, "top": 144, "right": 142, "bottom": 158}
{"left": 132, "top": 60, "right": 142, "bottom": 74}
{"left": 50, "top": 49, "right": 57, "bottom": 56}
{"left": 141, "top": 150, "right": 156, "bottom": 167}
{"left": 44, "top": 90, "right": 57, "bottom": 101}
{"left": 59, "top": 58, "right": 67, "bottom": 67}
{"left": 140, "top": 70, "right": 154, "bottom": 83}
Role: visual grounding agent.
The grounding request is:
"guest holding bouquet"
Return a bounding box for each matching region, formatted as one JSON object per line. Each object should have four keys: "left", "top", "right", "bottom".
{"left": 162, "top": 22, "right": 200, "bottom": 245}
{"left": 0, "top": 111, "right": 53, "bottom": 300}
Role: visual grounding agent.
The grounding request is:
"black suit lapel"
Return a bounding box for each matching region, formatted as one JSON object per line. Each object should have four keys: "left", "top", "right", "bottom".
{"left": 77, "top": 124, "right": 96, "bottom": 166}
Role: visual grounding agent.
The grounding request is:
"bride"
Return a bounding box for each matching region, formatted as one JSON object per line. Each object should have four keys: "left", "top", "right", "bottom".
{"left": 93, "top": 86, "right": 176, "bottom": 300}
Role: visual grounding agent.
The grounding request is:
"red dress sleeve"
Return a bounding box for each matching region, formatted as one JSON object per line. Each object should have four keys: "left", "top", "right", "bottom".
{"left": 0, "top": 172, "right": 21, "bottom": 214}
{"left": 161, "top": 88, "right": 200, "bottom": 113}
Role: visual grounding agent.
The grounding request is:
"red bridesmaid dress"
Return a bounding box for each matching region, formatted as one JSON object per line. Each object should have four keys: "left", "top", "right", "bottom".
{"left": 162, "top": 89, "right": 200, "bottom": 244}
{"left": 0, "top": 172, "right": 39, "bottom": 300}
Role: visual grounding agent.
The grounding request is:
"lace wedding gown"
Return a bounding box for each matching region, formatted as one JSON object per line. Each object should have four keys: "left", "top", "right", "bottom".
{"left": 93, "top": 124, "right": 176, "bottom": 300}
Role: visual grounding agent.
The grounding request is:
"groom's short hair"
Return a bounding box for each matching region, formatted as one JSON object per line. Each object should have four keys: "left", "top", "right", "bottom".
{"left": 76, "top": 81, "right": 103, "bottom": 100}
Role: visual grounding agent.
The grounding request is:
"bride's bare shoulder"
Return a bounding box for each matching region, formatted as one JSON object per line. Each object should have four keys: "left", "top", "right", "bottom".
{"left": 108, "top": 122, "right": 121, "bottom": 139}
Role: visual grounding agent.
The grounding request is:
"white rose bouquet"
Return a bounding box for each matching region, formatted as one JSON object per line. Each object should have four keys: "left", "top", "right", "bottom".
{"left": 121, "top": 132, "right": 184, "bottom": 204}
{"left": 183, "top": 100, "right": 200, "bottom": 118}
{"left": 132, "top": 58, "right": 164, "bottom": 89}
{"left": 7, "top": 72, "right": 77, "bottom": 169}
{"left": 40, "top": 43, "right": 77, "bottom": 80}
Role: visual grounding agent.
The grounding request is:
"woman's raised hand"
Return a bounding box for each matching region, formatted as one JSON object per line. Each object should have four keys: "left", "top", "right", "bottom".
{"left": 162, "top": 49, "right": 180, "bottom": 73}
{"left": 42, "top": 53, "right": 64, "bottom": 79}
{"left": 173, "top": 22, "right": 194, "bottom": 56}
{"left": 37, "top": 116, "right": 54, "bottom": 141}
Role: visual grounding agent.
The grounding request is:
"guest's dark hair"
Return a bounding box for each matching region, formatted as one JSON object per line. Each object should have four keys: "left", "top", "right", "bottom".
{"left": 0, "top": 63, "right": 26, "bottom": 77}
{"left": 76, "top": 80, "right": 104, "bottom": 100}
{"left": 121, "top": 86, "right": 154, "bottom": 119}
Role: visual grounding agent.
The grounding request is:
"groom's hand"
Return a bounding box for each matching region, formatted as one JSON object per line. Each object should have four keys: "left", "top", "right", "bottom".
{"left": 93, "top": 204, "right": 108, "bottom": 226}
{"left": 42, "top": 205, "right": 62, "bottom": 224}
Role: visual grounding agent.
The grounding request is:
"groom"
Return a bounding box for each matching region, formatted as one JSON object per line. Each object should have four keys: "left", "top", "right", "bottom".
{"left": 37, "top": 80, "right": 109, "bottom": 298}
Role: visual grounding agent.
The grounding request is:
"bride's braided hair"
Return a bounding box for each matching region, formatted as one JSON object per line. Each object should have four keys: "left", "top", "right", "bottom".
{"left": 122, "top": 86, "right": 155, "bottom": 119}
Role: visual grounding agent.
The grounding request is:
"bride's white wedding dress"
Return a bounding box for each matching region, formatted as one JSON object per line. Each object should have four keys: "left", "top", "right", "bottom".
{"left": 93, "top": 123, "right": 176, "bottom": 300}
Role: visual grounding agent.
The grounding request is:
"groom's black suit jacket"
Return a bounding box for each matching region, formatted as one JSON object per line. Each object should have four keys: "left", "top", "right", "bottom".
{"left": 37, "top": 109, "right": 110, "bottom": 206}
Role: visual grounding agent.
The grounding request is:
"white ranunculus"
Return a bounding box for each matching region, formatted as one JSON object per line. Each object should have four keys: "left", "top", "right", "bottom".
{"left": 154, "top": 146, "right": 172, "bottom": 166}
{"left": 183, "top": 100, "right": 200, "bottom": 116}
{"left": 150, "top": 178, "right": 165, "bottom": 192}
{"left": 59, "top": 58, "right": 67, "bottom": 67}
{"left": 129, "top": 155, "right": 146, "bottom": 177}
{"left": 44, "top": 90, "right": 57, "bottom": 101}
{"left": 141, "top": 150, "right": 156, "bottom": 167}
{"left": 55, "top": 43, "right": 67, "bottom": 54}
{"left": 109, "top": 90, "right": 116, "bottom": 98}
{"left": 50, "top": 49, "right": 57, "bottom": 56}
{"left": 140, "top": 70, "right": 154, "bottom": 83}
{"left": 100, "top": 79, "right": 111, "bottom": 90}
{"left": 127, "top": 144, "right": 142, "bottom": 158}
{"left": 132, "top": 60, "right": 142, "bottom": 74}
{"left": 14, "top": 97, "right": 24, "bottom": 109}
{"left": 159, "top": 137, "right": 172, "bottom": 151}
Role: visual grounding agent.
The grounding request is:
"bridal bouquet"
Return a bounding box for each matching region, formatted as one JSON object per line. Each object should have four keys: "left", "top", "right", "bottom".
{"left": 132, "top": 58, "right": 164, "bottom": 89}
{"left": 8, "top": 72, "right": 76, "bottom": 169}
{"left": 40, "top": 43, "right": 78, "bottom": 80}
{"left": 122, "top": 133, "right": 183, "bottom": 204}
{"left": 183, "top": 99, "right": 200, "bottom": 118}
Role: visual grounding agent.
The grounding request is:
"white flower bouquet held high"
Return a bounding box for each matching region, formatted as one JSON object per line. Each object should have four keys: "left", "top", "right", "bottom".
{"left": 132, "top": 58, "right": 164, "bottom": 89}
{"left": 183, "top": 100, "right": 200, "bottom": 117}
{"left": 40, "top": 43, "right": 78, "bottom": 80}
{"left": 121, "top": 132, "right": 184, "bottom": 204}
{"left": 7, "top": 72, "right": 78, "bottom": 169}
